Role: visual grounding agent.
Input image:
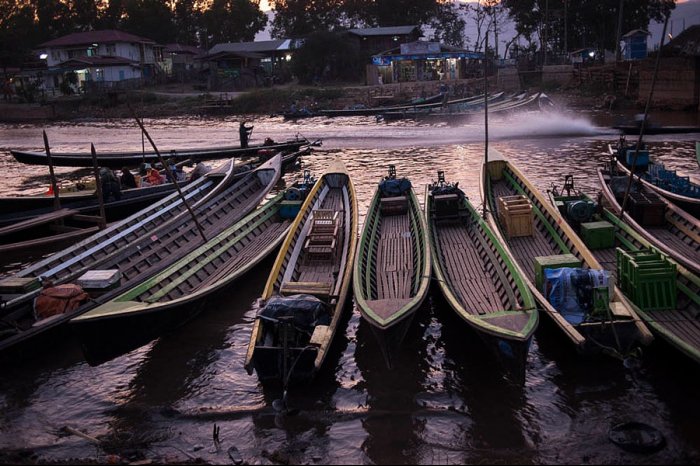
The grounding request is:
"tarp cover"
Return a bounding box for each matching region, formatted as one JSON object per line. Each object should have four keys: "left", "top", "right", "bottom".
{"left": 379, "top": 178, "right": 412, "bottom": 197}
{"left": 543, "top": 268, "right": 610, "bottom": 325}
{"left": 258, "top": 294, "right": 330, "bottom": 333}
{"left": 33, "top": 284, "right": 89, "bottom": 320}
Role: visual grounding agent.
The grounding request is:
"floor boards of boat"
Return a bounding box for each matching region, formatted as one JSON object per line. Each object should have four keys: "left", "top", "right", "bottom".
{"left": 435, "top": 221, "right": 505, "bottom": 314}
{"left": 647, "top": 308, "right": 700, "bottom": 349}
{"left": 376, "top": 213, "right": 414, "bottom": 301}
{"left": 647, "top": 226, "right": 700, "bottom": 263}
{"left": 294, "top": 188, "right": 345, "bottom": 287}
{"left": 492, "top": 180, "right": 560, "bottom": 281}
{"left": 143, "top": 219, "right": 291, "bottom": 302}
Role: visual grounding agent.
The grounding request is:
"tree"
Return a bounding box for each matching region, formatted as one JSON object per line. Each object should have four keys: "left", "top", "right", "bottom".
{"left": 0, "top": 2, "right": 40, "bottom": 71}
{"left": 36, "top": 0, "right": 75, "bottom": 42}
{"left": 501, "top": 0, "right": 676, "bottom": 60}
{"left": 429, "top": 1, "right": 468, "bottom": 48}
{"left": 291, "top": 30, "right": 362, "bottom": 84}
{"left": 122, "top": 0, "right": 177, "bottom": 43}
{"left": 174, "top": 0, "right": 201, "bottom": 44}
{"left": 270, "top": 0, "right": 345, "bottom": 38}
{"left": 201, "top": 0, "right": 267, "bottom": 46}
{"left": 344, "top": 0, "right": 437, "bottom": 27}
{"left": 70, "top": 0, "right": 100, "bottom": 31}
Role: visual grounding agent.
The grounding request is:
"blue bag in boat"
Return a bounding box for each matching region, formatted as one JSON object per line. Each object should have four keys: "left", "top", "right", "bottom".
{"left": 258, "top": 294, "right": 330, "bottom": 333}
{"left": 543, "top": 268, "right": 610, "bottom": 325}
{"left": 379, "top": 177, "right": 412, "bottom": 197}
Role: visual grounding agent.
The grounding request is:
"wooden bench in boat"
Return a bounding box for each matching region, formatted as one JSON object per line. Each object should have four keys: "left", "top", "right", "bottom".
{"left": 280, "top": 281, "right": 335, "bottom": 301}
{"left": 380, "top": 195, "right": 408, "bottom": 215}
{"left": 304, "top": 209, "right": 341, "bottom": 262}
{"left": 433, "top": 193, "right": 462, "bottom": 218}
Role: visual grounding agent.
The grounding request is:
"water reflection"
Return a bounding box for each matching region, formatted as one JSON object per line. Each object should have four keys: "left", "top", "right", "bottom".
{"left": 1, "top": 113, "right": 700, "bottom": 463}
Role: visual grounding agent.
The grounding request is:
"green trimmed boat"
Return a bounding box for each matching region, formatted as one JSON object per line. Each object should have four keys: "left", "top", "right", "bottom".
{"left": 550, "top": 175, "right": 700, "bottom": 365}
{"left": 244, "top": 159, "right": 358, "bottom": 384}
{"left": 70, "top": 190, "right": 296, "bottom": 365}
{"left": 481, "top": 150, "right": 653, "bottom": 357}
{"left": 426, "top": 171, "right": 538, "bottom": 380}
{"left": 354, "top": 165, "right": 431, "bottom": 366}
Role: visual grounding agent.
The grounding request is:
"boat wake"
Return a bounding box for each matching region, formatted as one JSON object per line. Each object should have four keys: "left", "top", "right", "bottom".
{"left": 488, "top": 111, "right": 613, "bottom": 139}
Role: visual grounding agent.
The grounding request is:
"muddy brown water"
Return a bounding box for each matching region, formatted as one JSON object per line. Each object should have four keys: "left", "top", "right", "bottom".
{"left": 0, "top": 108, "right": 699, "bottom": 464}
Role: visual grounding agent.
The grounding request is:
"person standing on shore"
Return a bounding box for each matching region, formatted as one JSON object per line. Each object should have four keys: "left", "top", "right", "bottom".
{"left": 239, "top": 121, "right": 254, "bottom": 148}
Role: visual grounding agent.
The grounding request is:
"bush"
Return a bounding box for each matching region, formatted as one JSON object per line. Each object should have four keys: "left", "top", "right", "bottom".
{"left": 291, "top": 31, "right": 363, "bottom": 85}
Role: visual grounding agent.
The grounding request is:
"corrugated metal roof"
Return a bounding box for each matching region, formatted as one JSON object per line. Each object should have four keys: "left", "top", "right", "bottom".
{"left": 56, "top": 56, "right": 140, "bottom": 68}
{"left": 40, "top": 30, "right": 156, "bottom": 48}
{"left": 164, "top": 44, "right": 206, "bottom": 56}
{"left": 207, "top": 40, "right": 290, "bottom": 56}
{"left": 348, "top": 26, "right": 419, "bottom": 37}
{"left": 622, "top": 29, "right": 650, "bottom": 38}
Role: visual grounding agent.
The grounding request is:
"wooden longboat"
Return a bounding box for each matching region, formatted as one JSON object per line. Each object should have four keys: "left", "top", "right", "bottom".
{"left": 425, "top": 176, "right": 538, "bottom": 379}
{"left": 320, "top": 93, "right": 490, "bottom": 118}
{"left": 549, "top": 181, "right": 700, "bottom": 365}
{"left": 244, "top": 160, "right": 358, "bottom": 383}
{"left": 379, "top": 92, "right": 507, "bottom": 122}
{"left": 613, "top": 125, "right": 700, "bottom": 135}
{"left": 608, "top": 143, "right": 700, "bottom": 217}
{"left": 481, "top": 151, "right": 653, "bottom": 356}
{"left": 71, "top": 192, "right": 295, "bottom": 365}
{"left": 353, "top": 168, "right": 431, "bottom": 365}
{"left": 597, "top": 166, "right": 700, "bottom": 276}
{"left": 0, "top": 149, "right": 304, "bottom": 229}
{"left": 0, "top": 154, "right": 283, "bottom": 356}
{"left": 10, "top": 138, "right": 308, "bottom": 168}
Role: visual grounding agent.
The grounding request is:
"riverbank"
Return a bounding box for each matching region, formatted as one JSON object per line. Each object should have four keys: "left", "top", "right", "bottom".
{"left": 0, "top": 80, "right": 647, "bottom": 123}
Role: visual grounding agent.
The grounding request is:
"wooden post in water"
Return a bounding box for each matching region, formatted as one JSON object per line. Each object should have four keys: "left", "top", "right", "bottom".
{"left": 128, "top": 104, "right": 208, "bottom": 242}
{"left": 619, "top": 14, "right": 670, "bottom": 219}
{"left": 90, "top": 144, "right": 107, "bottom": 230}
{"left": 482, "top": 31, "right": 490, "bottom": 219}
{"left": 42, "top": 130, "right": 61, "bottom": 211}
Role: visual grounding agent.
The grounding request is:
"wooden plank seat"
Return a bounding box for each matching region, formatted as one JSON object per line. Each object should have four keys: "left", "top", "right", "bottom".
{"left": 380, "top": 195, "right": 408, "bottom": 216}
{"left": 280, "top": 281, "right": 334, "bottom": 300}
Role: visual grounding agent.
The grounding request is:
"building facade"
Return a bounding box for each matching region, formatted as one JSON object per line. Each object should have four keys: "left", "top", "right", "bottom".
{"left": 35, "top": 30, "right": 163, "bottom": 94}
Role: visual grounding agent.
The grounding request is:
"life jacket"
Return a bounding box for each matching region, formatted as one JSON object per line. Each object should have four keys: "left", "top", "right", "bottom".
{"left": 34, "top": 284, "right": 90, "bottom": 320}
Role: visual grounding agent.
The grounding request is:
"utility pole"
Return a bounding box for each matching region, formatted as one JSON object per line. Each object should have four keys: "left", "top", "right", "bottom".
{"left": 615, "top": 0, "right": 625, "bottom": 61}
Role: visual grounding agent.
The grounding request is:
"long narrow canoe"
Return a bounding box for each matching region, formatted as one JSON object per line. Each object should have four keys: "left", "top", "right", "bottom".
{"left": 426, "top": 177, "right": 538, "bottom": 380}
{"left": 549, "top": 180, "right": 700, "bottom": 365}
{"left": 609, "top": 143, "right": 700, "bottom": 217}
{"left": 379, "top": 92, "right": 507, "bottom": 121}
{"left": 71, "top": 192, "right": 295, "bottom": 365}
{"left": 320, "top": 93, "right": 494, "bottom": 118}
{"left": 481, "top": 151, "right": 653, "bottom": 357}
{"left": 597, "top": 166, "right": 700, "bottom": 275}
{"left": 245, "top": 159, "right": 358, "bottom": 383}
{"left": 0, "top": 153, "right": 283, "bottom": 355}
{"left": 10, "top": 138, "right": 309, "bottom": 168}
{"left": 353, "top": 168, "right": 431, "bottom": 366}
{"left": 0, "top": 149, "right": 304, "bottom": 228}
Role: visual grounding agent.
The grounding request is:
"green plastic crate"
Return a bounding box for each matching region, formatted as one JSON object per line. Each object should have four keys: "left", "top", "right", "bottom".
{"left": 534, "top": 254, "right": 582, "bottom": 290}
{"left": 616, "top": 248, "right": 677, "bottom": 310}
{"left": 580, "top": 221, "right": 615, "bottom": 250}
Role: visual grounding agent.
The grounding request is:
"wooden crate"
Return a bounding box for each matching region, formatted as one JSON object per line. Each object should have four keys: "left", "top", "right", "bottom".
{"left": 498, "top": 195, "right": 533, "bottom": 238}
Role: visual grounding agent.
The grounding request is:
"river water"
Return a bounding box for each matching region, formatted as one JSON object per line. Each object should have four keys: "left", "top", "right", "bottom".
{"left": 0, "top": 107, "right": 699, "bottom": 464}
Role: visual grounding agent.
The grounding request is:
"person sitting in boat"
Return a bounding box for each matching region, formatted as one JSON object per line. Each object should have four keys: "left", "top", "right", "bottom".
{"left": 120, "top": 167, "right": 137, "bottom": 189}
{"left": 239, "top": 121, "right": 254, "bottom": 148}
{"left": 144, "top": 167, "right": 165, "bottom": 186}
{"left": 100, "top": 167, "right": 122, "bottom": 201}
{"left": 189, "top": 159, "right": 211, "bottom": 181}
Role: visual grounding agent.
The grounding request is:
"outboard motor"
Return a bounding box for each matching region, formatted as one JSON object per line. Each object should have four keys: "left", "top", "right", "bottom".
{"left": 565, "top": 200, "right": 596, "bottom": 224}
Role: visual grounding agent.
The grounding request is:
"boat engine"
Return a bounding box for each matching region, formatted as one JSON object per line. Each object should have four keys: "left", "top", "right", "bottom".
{"left": 565, "top": 200, "right": 596, "bottom": 224}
